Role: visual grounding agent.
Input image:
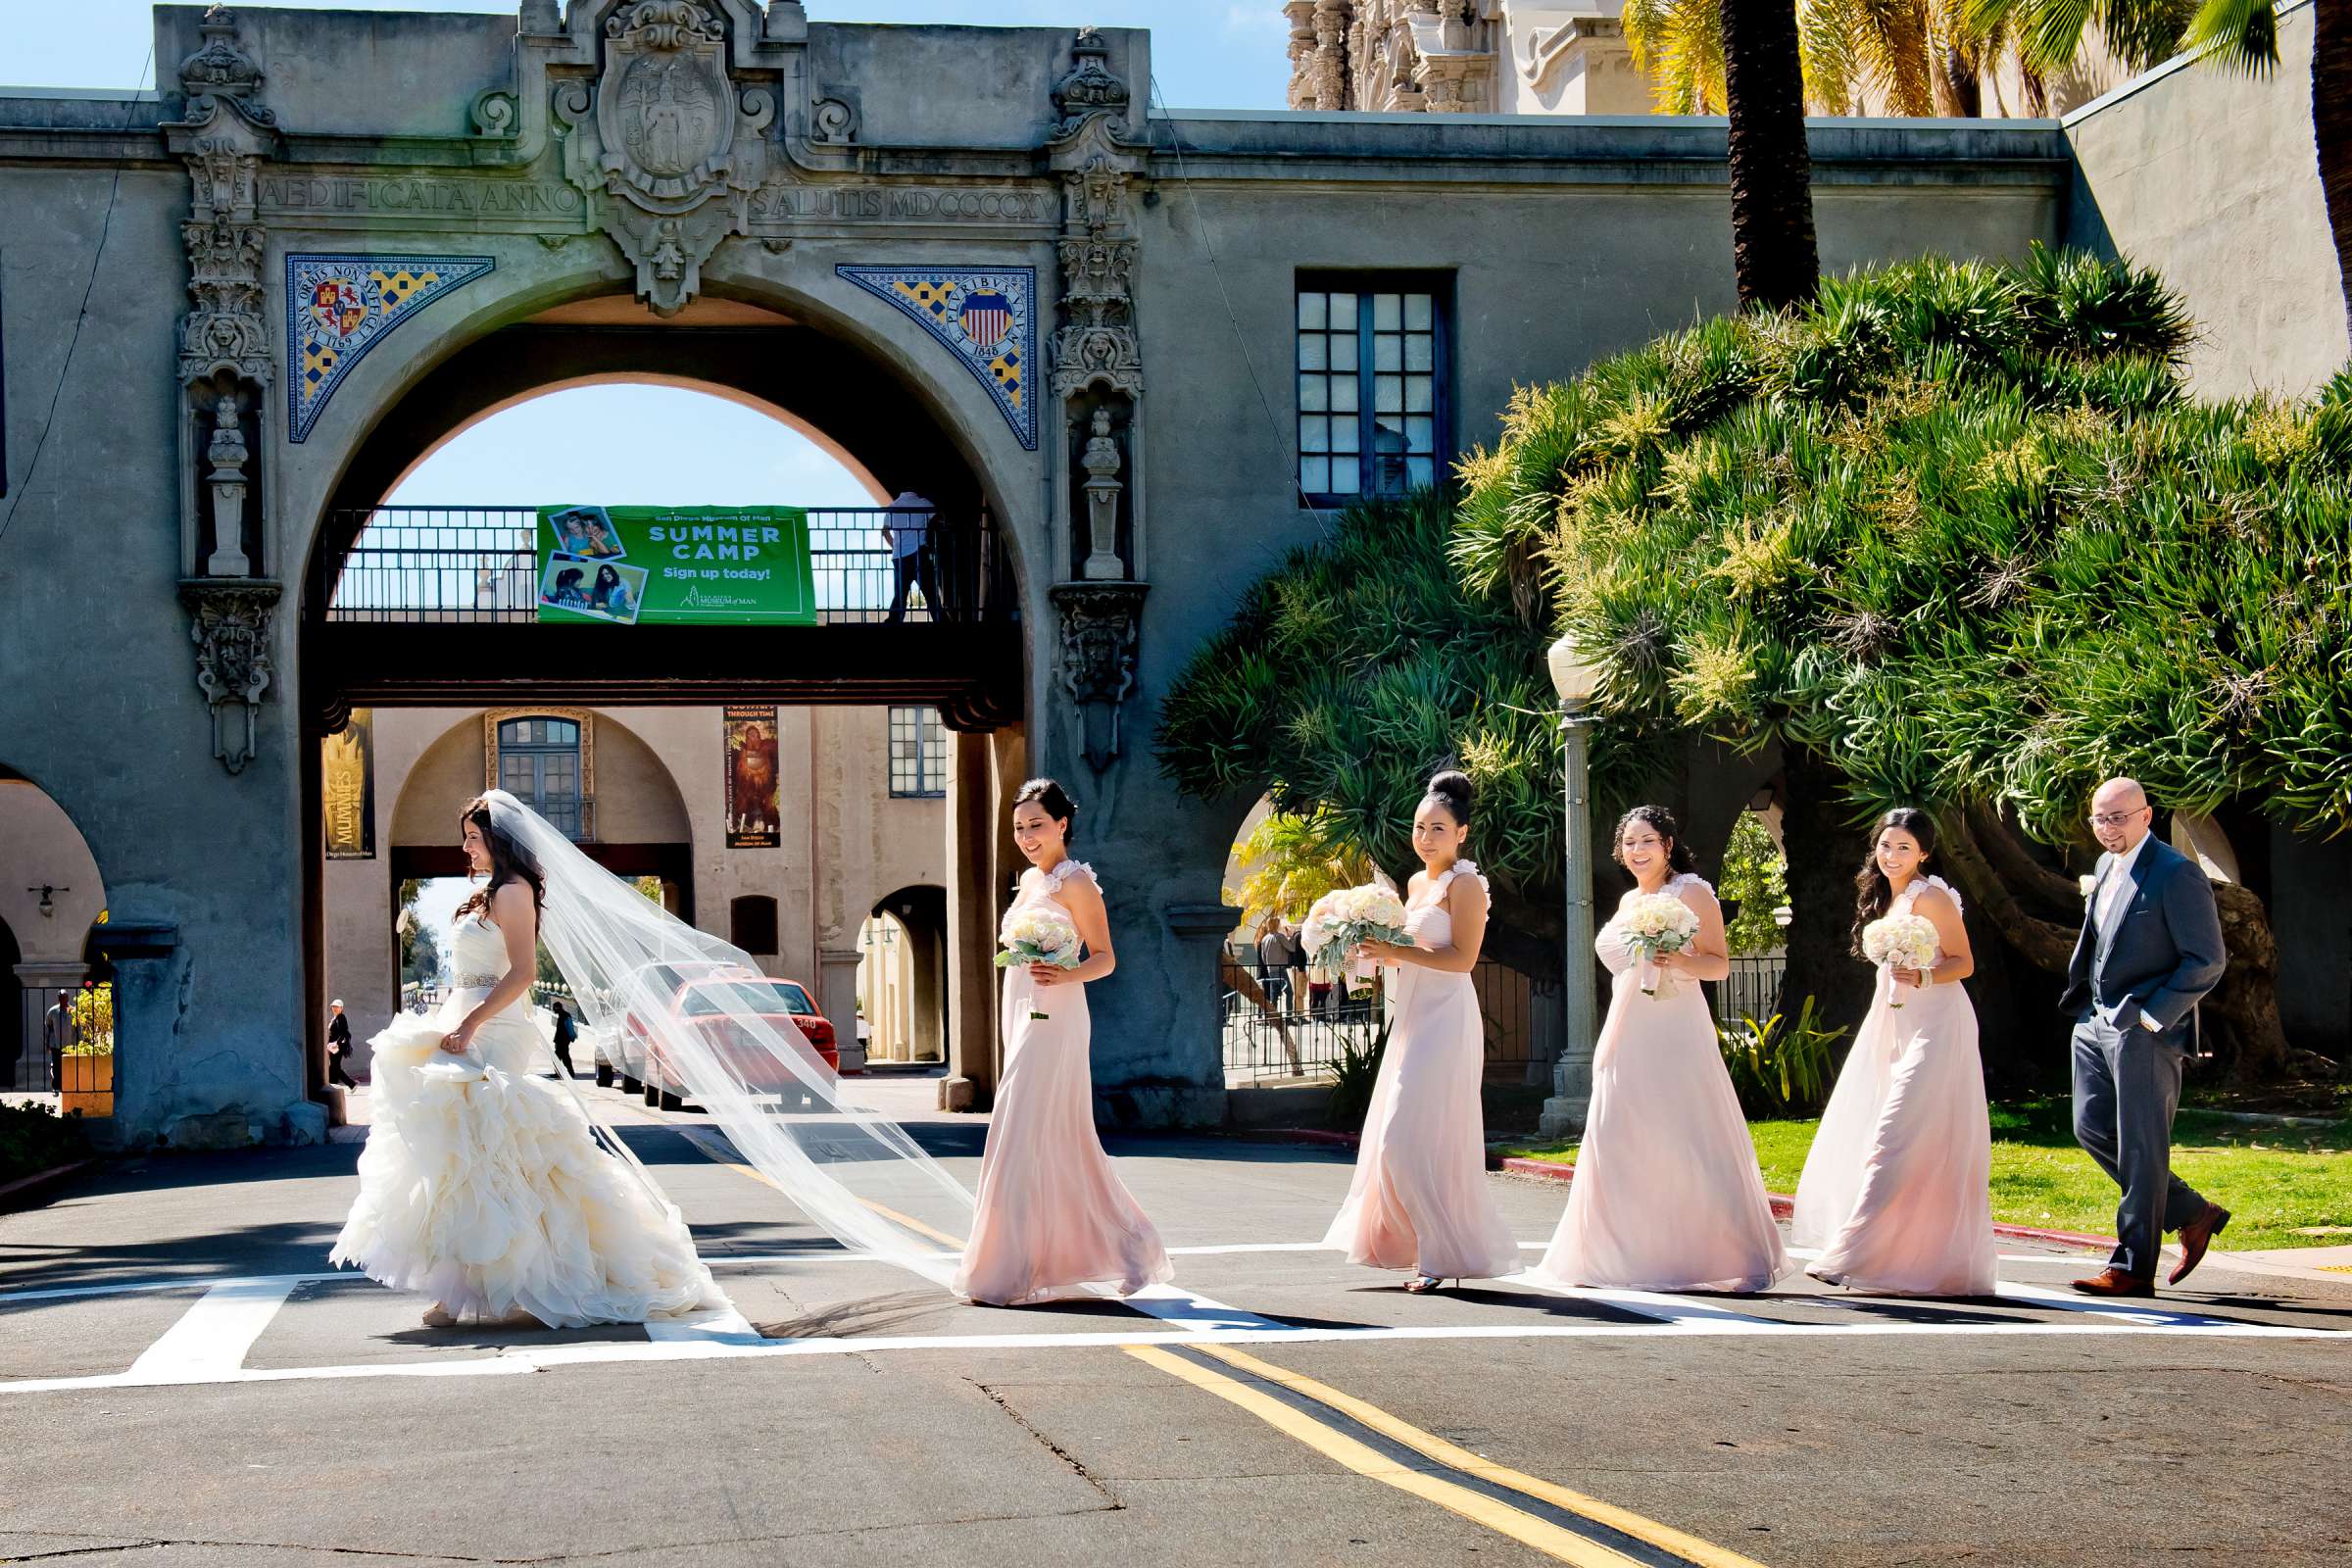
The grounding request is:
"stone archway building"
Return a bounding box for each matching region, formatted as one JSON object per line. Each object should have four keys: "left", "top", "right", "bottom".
{"left": 2, "top": 2, "right": 2081, "bottom": 1146}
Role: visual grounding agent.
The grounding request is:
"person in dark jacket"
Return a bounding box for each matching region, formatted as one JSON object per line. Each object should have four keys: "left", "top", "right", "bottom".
{"left": 327, "top": 1000, "right": 357, "bottom": 1089}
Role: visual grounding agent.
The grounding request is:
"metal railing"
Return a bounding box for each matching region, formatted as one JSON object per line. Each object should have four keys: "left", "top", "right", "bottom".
{"left": 1219, "top": 945, "right": 1538, "bottom": 1085}
{"left": 1714, "top": 953, "right": 1788, "bottom": 1029}
{"left": 324, "top": 506, "right": 1013, "bottom": 624}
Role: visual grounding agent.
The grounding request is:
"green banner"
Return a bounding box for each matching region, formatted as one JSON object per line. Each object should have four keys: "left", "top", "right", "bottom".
{"left": 534, "top": 505, "right": 817, "bottom": 626}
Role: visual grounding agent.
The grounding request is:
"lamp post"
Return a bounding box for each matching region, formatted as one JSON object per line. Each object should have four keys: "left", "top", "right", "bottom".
{"left": 1538, "top": 634, "right": 1603, "bottom": 1138}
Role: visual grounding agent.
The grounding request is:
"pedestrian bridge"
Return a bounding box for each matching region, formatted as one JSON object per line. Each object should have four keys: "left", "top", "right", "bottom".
{"left": 308, "top": 505, "right": 1022, "bottom": 727}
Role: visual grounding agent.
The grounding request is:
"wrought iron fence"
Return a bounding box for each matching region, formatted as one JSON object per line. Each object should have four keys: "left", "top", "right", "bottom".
{"left": 1714, "top": 953, "right": 1788, "bottom": 1029}
{"left": 1219, "top": 944, "right": 1539, "bottom": 1085}
{"left": 324, "top": 506, "right": 1012, "bottom": 624}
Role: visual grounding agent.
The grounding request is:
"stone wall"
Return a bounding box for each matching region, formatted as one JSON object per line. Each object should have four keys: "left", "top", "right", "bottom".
{"left": 2063, "top": 0, "right": 2348, "bottom": 399}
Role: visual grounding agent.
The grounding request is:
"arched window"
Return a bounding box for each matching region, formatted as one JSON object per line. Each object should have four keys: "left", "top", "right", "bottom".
{"left": 730, "top": 895, "right": 778, "bottom": 956}
{"left": 497, "top": 716, "right": 583, "bottom": 837}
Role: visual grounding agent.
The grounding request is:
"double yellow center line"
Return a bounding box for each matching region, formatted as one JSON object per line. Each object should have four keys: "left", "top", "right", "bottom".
{"left": 1129, "top": 1342, "right": 1770, "bottom": 1568}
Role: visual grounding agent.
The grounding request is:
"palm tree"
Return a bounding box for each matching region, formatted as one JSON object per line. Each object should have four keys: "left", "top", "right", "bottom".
{"left": 1722, "top": 0, "right": 1824, "bottom": 309}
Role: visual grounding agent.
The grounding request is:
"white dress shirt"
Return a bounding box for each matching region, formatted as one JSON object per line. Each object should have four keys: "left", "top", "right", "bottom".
{"left": 2095, "top": 833, "right": 2163, "bottom": 1029}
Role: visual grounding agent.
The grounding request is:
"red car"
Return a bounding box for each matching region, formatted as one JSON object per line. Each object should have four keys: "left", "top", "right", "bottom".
{"left": 633, "top": 974, "right": 838, "bottom": 1111}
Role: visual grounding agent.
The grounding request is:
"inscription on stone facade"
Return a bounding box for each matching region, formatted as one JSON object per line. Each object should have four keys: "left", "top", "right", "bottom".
{"left": 260, "top": 175, "right": 584, "bottom": 217}
{"left": 749, "top": 184, "right": 1051, "bottom": 224}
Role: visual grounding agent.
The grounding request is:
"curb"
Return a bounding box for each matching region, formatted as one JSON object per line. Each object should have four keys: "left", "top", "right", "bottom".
{"left": 0, "top": 1156, "right": 99, "bottom": 1215}
{"left": 1497, "top": 1156, "right": 2115, "bottom": 1251}
{"left": 1224, "top": 1127, "right": 1360, "bottom": 1150}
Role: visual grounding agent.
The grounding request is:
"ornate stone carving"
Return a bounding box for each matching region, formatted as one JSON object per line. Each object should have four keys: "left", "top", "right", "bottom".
{"left": 1047, "top": 31, "right": 1144, "bottom": 403}
{"left": 1284, "top": 1, "right": 1503, "bottom": 115}
{"left": 809, "top": 94, "right": 858, "bottom": 145}
{"left": 1050, "top": 582, "right": 1148, "bottom": 773}
{"left": 179, "top": 579, "right": 280, "bottom": 775}
{"left": 558, "top": 0, "right": 773, "bottom": 316}
{"left": 176, "top": 3, "right": 275, "bottom": 130}
{"left": 203, "top": 393, "right": 252, "bottom": 577}
{"left": 170, "top": 8, "right": 274, "bottom": 393}
{"left": 1079, "top": 407, "right": 1126, "bottom": 582}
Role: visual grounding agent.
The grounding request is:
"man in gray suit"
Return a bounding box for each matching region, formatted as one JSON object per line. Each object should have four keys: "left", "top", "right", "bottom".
{"left": 2060, "top": 777, "right": 2230, "bottom": 1297}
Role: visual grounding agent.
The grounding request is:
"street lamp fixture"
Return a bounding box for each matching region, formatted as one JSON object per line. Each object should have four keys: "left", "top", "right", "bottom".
{"left": 28, "top": 885, "right": 67, "bottom": 919}
{"left": 1539, "top": 635, "right": 1602, "bottom": 1138}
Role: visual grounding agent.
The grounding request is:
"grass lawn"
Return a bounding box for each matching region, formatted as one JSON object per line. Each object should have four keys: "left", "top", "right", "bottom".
{"left": 1500, "top": 1099, "right": 2352, "bottom": 1252}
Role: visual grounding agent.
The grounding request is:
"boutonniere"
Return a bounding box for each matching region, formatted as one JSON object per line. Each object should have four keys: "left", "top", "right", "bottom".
{"left": 2078, "top": 873, "right": 2099, "bottom": 901}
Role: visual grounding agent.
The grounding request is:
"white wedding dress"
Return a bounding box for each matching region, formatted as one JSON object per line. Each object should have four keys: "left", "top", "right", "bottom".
{"left": 331, "top": 909, "right": 723, "bottom": 1327}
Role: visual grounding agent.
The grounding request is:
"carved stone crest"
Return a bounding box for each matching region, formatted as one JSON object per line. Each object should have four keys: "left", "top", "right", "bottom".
{"left": 1050, "top": 581, "right": 1148, "bottom": 772}
{"left": 179, "top": 579, "right": 281, "bottom": 775}
{"left": 560, "top": 0, "right": 772, "bottom": 316}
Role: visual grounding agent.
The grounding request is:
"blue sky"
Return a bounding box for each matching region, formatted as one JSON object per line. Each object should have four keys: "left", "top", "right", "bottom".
{"left": 10, "top": 2, "right": 1294, "bottom": 512}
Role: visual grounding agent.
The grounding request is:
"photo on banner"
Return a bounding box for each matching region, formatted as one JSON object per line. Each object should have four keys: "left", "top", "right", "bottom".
{"left": 534, "top": 505, "right": 816, "bottom": 625}
{"left": 724, "top": 706, "right": 782, "bottom": 849}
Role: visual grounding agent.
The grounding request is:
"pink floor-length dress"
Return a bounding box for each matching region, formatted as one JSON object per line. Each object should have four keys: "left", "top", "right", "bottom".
{"left": 1792, "top": 876, "right": 1996, "bottom": 1296}
{"left": 1323, "top": 861, "right": 1521, "bottom": 1282}
{"left": 1536, "top": 873, "right": 1787, "bottom": 1293}
{"left": 953, "top": 859, "right": 1173, "bottom": 1306}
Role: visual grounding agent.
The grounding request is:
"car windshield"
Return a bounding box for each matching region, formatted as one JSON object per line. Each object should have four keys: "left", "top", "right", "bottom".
{"left": 680, "top": 980, "right": 816, "bottom": 1017}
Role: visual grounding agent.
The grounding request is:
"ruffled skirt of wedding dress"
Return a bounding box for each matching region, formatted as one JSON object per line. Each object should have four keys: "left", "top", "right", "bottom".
{"left": 330, "top": 1001, "right": 723, "bottom": 1328}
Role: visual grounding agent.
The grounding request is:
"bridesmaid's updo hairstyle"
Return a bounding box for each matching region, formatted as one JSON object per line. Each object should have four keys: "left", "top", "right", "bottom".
{"left": 454, "top": 795, "right": 545, "bottom": 923}
{"left": 1422, "top": 768, "right": 1474, "bottom": 827}
{"left": 1012, "top": 777, "right": 1078, "bottom": 845}
{"left": 1852, "top": 808, "right": 1938, "bottom": 957}
{"left": 1610, "top": 804, "right": 1695, "bottom": 874}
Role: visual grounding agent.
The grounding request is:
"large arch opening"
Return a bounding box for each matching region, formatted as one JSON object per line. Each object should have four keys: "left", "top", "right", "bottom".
{"left": 295, "top": 290, "right": 1029, "bottom": 1117}
{"left": 0, "top": 772, "right": 112, "bottom": 1108}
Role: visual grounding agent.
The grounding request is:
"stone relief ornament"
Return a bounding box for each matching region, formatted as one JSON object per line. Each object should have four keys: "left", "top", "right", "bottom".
{"left": 1049, "top": 581, "right": 1148, "bottom": 772}
{"left": 285, "top": 255, "right": 495, "bottom": 442}
{"left": 179, "top": 579, "right": 281, "bottom": 775}
{"left": 1048, "top": 30, "right": 1144, "bottom": 404}
{"left": 558, "top": 0, "right": 773, "bottom": 316}
{"left": 838, "top": 267, "right": 1038, "bottom": 450}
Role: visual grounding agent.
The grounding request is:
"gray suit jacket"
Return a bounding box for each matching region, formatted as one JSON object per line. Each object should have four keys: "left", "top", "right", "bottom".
{"left": 2057, "top": 835, "right": 2227, "bottom": 1045}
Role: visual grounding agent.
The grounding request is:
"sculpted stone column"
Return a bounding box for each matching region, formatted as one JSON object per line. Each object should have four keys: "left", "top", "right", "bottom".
{"left": 165, "top": 5, "right": 282, "bottom": 775}
{"left": 1046, "top": 30, "right": 1151, "bottom": 772}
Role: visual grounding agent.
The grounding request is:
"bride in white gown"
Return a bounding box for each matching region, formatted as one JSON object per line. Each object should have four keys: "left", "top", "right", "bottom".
{"left": 332, "top": 795, "right": 722, "bottom": 1328}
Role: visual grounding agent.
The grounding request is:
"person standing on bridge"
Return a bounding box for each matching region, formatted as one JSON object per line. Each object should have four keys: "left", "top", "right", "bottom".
{"left": 1323, "top": 771, "right": 1520, "bottom": 1294}
{"left": 954, "top": 778, "right": 1172, "bottom": 1306}
{"left": 881, "top": 489, "right": 937, "bottom": 624}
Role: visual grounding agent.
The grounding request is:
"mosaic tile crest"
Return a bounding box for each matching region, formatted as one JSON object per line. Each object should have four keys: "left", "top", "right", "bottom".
{"left": 286, "top": 254, "right": 495, "bottom": 442}
{"left": 837, "top": 267, "right": 1037, "bottom": 450}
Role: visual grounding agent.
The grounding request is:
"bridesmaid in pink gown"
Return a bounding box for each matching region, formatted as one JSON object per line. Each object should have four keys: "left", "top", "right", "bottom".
{"left": 1536, "top": 806, "right": 1786, "bottom": 1293}
{"left": 953, "top": 778, "right": 1173, "bottom": 1306}
{"left": 1323, "top": 771, "right": 1521, "bottom": 1293}
{"left": 1793, "top": 808, "right": 1996, "bottom": 1296}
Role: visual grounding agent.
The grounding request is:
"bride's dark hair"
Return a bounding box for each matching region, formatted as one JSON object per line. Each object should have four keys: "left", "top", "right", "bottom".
{"left": 455, "top": 795, "right": 545, "bottom": 923}
{"left": 1852, "top": 808, "right": 1937, "bottom": 956}
{"left": 1013, "top": 777, "right": 1077, "bottom": 845}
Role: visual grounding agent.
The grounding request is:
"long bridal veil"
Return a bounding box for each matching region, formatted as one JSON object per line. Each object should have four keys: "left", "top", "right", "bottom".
{"left": 482, "top": 789, "right": 974, "bottom": 1283}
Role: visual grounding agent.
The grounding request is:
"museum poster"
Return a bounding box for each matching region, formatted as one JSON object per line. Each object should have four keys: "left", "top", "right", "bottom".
{"left": 321, "top": 707, "right": 375, "bottom": 860}
{"left": 724, "top": 705, "right": 782, "bottom": 850}
{"left": 534, "top": 504, "right": 817, "bottom": 626}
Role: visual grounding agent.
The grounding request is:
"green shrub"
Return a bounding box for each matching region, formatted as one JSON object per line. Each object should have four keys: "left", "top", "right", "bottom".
{"left": 1718, "top": 996, "right": 1847, "bottom": 1117}
{"left": 1325, "top": 1016, "right": 1394, "bottom": 1132}
{"left": 0, "top": 1101, "right": 91, "bottom": 1186}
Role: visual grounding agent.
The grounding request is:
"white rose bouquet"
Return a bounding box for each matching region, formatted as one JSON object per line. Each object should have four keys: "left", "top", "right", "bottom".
{"left": 997, "top": 906, "right": 1082, "bottom": 1020}
{"left": 1299, "top": 884, "right": 1411, "bottom": 997}
{"left": 1861, "top": 912, "right": 1940, "bottom": 1008}
{"left": 1619, "top": 891, "right": 1701, "bottom": 998}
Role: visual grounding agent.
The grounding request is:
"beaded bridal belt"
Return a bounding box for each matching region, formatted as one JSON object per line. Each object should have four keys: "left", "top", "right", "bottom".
{"left": 450, "top": 973, "right": 499, "bottom": 989}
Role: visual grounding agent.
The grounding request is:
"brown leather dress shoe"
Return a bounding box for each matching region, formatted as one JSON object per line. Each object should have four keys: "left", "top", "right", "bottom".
{"left": 2168, "top": 1202, "right": 2232, "bottom": 1286}
{"left": 2071, "top": 1267, "right": 2156, "bottom": 1298}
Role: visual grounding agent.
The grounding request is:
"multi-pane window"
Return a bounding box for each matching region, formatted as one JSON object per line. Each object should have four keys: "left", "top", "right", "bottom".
{"left": 888, "top": 707, "right": 947, "bottom": 798}
{"left": 1296, "top": 276, "right": 1446, "bottom": 504}
{"left": 497, "top": 717, "right": 583, "bottom": 837}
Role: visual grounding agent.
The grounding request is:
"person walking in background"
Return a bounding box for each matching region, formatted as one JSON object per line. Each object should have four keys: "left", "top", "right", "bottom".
{"left": 1282, "top": 917, "right": 1311, "bottom": 1026}
{"left": 550, "top": 1000, "right": 578, "bottom": 1079}
{"left": 327, "top": 1000, "right": 358, "bottom": 1089}
{"left": 2062, "top": 777, "right": 2231, "bottom": 1297}
{"left": 881, "top": 490, "right": 937, "bottom": 624}
{"left": 40, "top": 990, "right": 74, "bottom": 1094}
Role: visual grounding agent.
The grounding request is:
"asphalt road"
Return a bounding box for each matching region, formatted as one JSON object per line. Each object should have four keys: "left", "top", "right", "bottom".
{"left": 3, "top": 1082, "right": 2347, "bottom": 1568}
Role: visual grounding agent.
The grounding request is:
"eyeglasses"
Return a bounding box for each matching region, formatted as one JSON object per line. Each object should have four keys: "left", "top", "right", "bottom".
{"left": 2087, "top": 808, "right": 2148, "bottom": 827}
